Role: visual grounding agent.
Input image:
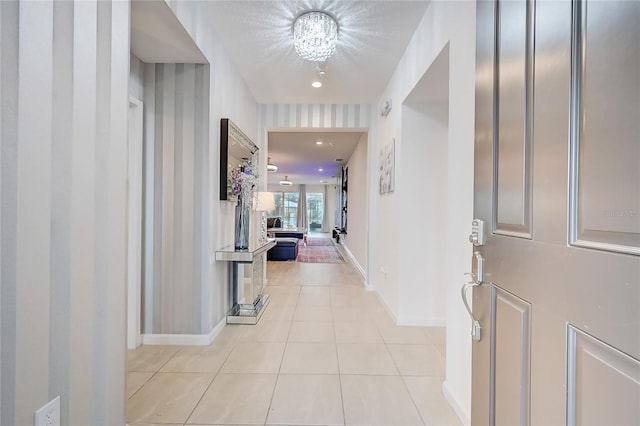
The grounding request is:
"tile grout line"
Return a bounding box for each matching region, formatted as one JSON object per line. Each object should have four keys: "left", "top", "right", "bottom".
{"left": 401, "top": 375, "right": 430, "bottom": 426}
{"left": 170, "top": 315, "right": 265, "bottom": 424}
{"left": 126, "top": 346, "right": 182, "bottom": 403}
{"left": 158, "top": 346, "right": 183, "bottom": 371}
{"left": 335, "top": 319, "right": 348, "bottom": 426}
{"left": 126, "top": 370, "right": 156, "bottom": 402}
{"left": 129, "top": 268, "right": 444, "bottom": 425}
{"left": 262, "top": 284, "right": 301, "bottom": 425}
{"left": 127, "top": 347, "right": 211, "bottom": 425}
{"left": 342, "top": 278, "right": 429, "bottom": 423}
{"left": 182, "top": 311, "right": 285, "bottom": 425}
{"left": 181, "top": 372, "right": 217, "bottom": 425}
{"left": 379, "top": 322, "right": 431, "bottom": 426}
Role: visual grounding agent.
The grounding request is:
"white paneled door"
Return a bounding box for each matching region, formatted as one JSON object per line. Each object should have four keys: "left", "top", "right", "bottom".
{"left": 472, "top": 1, "right": 640, "bottom": 425}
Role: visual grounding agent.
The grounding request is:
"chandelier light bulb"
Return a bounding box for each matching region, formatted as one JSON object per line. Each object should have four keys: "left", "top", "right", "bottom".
{"left": 293, "top": 11, "right": 338, "bottom": 62}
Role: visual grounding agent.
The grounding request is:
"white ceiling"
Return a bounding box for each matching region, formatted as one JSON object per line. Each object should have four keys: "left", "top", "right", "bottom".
{"left": 131, "top": 1, "right": 207, "bottom": 63}
{"left": 267, "top": 131, "right": 365, "bottom": 185}
{"left": 130, "top": 1, "right": 431, "bottom": 187}
{"left": 201, "top": 1, "right": 430, "bottom": 104}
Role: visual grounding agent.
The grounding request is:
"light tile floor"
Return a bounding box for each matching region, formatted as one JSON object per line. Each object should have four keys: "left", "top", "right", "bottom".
{"left": 127, "top": 260, "right": 462, "bottom": 426}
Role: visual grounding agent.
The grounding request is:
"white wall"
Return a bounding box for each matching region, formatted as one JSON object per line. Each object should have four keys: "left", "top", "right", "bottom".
{"left": 394, "top": 42, "right": 450, "bottom": 326}
{"left": 398, "top": 99, "right": 449, "bottom": 326}
{"left": 0, "top": 1, "right": 129, "bottom": 423}
{"left": 370, "top": 1, "right": 476, "bottom": 424}
{"left": 163, "top": 1, "right": 259, "bottom": 334}
{"left": 129, "top": 53, "right": 144, "bottom": 100}
{"left": 343, "top": 133, "right": 368, "bottom": 277}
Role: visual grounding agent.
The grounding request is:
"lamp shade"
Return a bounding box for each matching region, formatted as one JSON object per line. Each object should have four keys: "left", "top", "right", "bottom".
{"left": 254, "top": 191, "right": 276, "bottom": 211}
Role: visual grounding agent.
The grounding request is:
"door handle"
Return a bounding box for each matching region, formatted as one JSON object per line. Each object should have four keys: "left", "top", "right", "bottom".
{"left": 463, "top": 220, "right": 486, "bottom": 342}
{"left": 461, "top": 251, "right": 485, "bottom": 342}
{"left": 461, "top": 279, "right": 482, "bottom": 342}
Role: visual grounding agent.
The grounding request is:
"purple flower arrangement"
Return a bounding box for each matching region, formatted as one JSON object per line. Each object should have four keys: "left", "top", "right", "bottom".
{"left": 230, "top": 161, "right": 257, "bottom": 206}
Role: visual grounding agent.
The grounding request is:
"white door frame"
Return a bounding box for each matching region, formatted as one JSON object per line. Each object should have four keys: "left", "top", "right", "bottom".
{"left": 127, "top": 96, "right": 143, "bottom": 349}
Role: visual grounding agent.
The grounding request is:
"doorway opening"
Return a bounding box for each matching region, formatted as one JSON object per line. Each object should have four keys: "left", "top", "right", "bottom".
{"left": 265, "top": 129, "right": 368, "bottom": 273}
{"left": 399, "top": 43, "right": 450, "bottom": 324}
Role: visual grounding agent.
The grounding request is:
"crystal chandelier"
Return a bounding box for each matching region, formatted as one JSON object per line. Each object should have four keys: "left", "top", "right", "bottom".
{"left": 293, "top": 11, "right": 338, "bottom": 62}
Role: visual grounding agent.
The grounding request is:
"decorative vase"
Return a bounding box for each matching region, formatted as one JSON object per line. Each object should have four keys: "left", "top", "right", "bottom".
{"left": 234, "top": 196, "right": 250, "bottom": 250}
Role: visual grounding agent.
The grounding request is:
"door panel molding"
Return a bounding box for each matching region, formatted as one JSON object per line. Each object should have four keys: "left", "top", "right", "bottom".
{"left": 474, "top": 0, "right": 640, "bottom": 424}
{"left": 492, "top": 0, "right": 534, "bottom": 239}
{"left": 491, "top": 284, "right": 531, "bottom": 426}
{"left": 568, "top": 0, "right": 640, "bottom": 256}
{"left": 566, "top": 325, "right": 640, "bottom": 425}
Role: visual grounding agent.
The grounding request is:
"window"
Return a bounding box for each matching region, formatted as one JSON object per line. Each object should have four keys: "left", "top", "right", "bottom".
{"left": 269, "top": 192, "right": 299, "bottom": 228}
{"left": 307, "top": 192, "right": 324, "bottom": 231}
{"left": 269, "top": 191, "right": 324, "bottom": 230}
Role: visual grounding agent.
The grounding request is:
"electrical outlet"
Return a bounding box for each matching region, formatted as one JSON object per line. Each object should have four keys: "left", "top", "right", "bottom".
{"left": 379, "top": 266, "right": 387, "bottom": 279}
{"left": 34, "top": 396, "right": 60, "bottom": 426}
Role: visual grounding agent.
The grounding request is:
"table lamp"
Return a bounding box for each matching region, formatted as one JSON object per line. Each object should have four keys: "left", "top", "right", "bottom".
{"left": 254, "top": 192, "right": 275, "bottom": 244}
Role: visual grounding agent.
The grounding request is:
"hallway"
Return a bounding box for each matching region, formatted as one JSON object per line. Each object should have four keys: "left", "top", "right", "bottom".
{"left": 126, "top": 261, "right": 461, "bottom": 425}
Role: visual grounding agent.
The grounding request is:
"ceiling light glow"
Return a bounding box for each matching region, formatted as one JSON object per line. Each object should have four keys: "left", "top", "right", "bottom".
{"left": 267, "top": 157, "right": 278, "bottom": 172}
{"left": 279, "top": 175, "right": 293, "bottom": 186}
{"left": 316, "top": 141, "right": 323, "bottom": 145}
{"left": 312, "top": 81, "right": 322, "bottom": 88}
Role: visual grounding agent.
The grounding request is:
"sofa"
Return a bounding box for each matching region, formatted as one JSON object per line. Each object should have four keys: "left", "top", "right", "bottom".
{"left": 267, "top": 237, "right": 299, "bottom": 261}
{"left": 267, "top": 216, "right": 306, "bottom": 242}
{"left": 270, "top": 230, "right": 305, "bottom": 240}
{"left": 266, "top": 216, "right": 304, "bottom": 260}
{"left": 267, "top": 216, "right": 282, "bottom": 229}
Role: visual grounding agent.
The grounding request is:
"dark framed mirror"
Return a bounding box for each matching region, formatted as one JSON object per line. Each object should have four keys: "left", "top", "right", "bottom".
{"left": 219, "top": 118, "right": 258, "bottom": 201}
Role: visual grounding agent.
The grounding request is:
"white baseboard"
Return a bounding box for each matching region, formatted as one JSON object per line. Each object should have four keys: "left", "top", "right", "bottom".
{"left": 372, "top": 289, "right": 398, "bottom": 324}
{"left": 370, "top": 289, "right": 444, "bottom": 327}
{"left": 442, "top": 380, "right": 471, "bottom": 426}
{"left": 340, "top": 243, "right": 366, "bottom": 283}
{"left": 141, "top": 316, "right": 227, "bottom": 346}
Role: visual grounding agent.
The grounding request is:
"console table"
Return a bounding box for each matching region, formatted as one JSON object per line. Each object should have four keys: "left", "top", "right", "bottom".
{"left": 215, "top": 239, "right": 276, "bottom": 324}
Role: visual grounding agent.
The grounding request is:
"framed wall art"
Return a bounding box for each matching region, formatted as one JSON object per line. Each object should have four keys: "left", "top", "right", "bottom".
{"left": 379, "top": 138, "right": 395, "bottom": 194}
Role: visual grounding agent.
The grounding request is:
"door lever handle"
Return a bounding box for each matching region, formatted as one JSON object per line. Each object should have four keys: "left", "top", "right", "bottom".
{"left": 461, "top": 280, "right": 482, "bottom": 342}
